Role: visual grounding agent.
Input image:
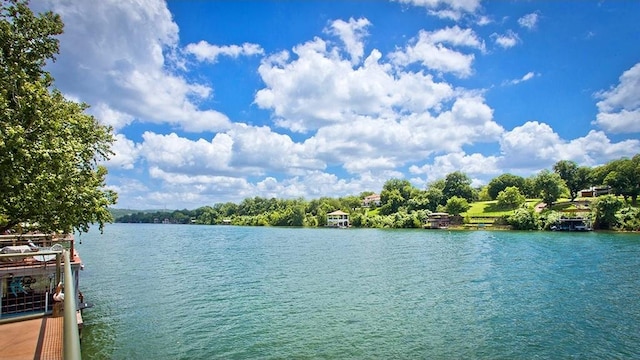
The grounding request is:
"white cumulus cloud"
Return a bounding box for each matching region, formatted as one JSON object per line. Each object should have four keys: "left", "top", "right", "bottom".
{"left": 593, "top": 62, "right": 640, "bottom": 133}
{"left": 185, "top": 41, "right": 264, "bottom": 63}
{"left": 518, "top": 12, "right": 539, "bottom": 30}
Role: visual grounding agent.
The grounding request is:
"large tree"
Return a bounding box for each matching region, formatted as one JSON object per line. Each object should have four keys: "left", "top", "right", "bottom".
{"left": 533, "top": 170, "right": 565, "bottom": 208}
{"left": 486, "top": 173, "right": 526, "bottom": 200}
{"left": 553, "top": 160, "right": 592, "bottom": 201}
{"left": 0, "top": 0, "right": 117, "bottom": 233}
{"left": 601, "top": 155, "right": 640, "bottom": 206}
{"left": 443, "top": 171, "right": 476, "bottom": 202}
{"left": 379, "top": 178, "right": 416, "bottom": 215}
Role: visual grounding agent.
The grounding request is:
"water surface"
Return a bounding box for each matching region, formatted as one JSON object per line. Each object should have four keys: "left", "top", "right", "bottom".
{"left": 77, "top": 224, "right": 640, "bottom": 359}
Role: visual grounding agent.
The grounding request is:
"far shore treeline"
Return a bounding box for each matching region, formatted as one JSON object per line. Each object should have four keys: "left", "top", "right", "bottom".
{"left": 115, "top": 155, "right": 640, "bottom": 231}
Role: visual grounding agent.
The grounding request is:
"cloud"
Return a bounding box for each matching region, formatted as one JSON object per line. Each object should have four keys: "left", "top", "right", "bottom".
{"left": 390, "top": 26, "right": 485, "bottom": 77}
{"left": 326, "top": 17, "right": 371, "bottom": 64}
{"left": 593, "top": 62, "right": 640, "bottom": 133}
{"left": 108, "top": 134, "right": 139, "bottom": 170}
{"left": 499, "top": 121, "right": 640, "bottom": 172}
{"left": 409, "top": 152, "right": 501, "bottom": 181}
{"left": 34, "top": 0, "right": 232, "bottom": 133}
{"left": 518, "top": 12, "right": 539, "bottom": 30}
{"left": 184, "top": 41, "right": 264, "bottom": 63}
{"left": 492, "top": 30, "right": 520, "bottom": 49}
{"left": 504, "top": 71, "right": 539, "bottom": 86}
{"left": 395, "top": 0, "right": 482, "bottom": 20}
{"left": 255, "top": 38, "right": 468, "bottom": 132}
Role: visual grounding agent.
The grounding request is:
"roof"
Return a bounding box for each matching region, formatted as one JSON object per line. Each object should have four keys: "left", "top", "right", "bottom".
{"left": 327, "top": 210, "right": 349, "bottom": 215}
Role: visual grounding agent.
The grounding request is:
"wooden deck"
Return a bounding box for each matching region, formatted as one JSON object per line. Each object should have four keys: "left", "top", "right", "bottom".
{"left": 0, "top": 316, "right": 63, "bottom": 360}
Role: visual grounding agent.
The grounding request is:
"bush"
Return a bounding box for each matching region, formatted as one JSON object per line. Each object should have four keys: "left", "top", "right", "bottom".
{"left": 496, "top": 186, "right": 526, "bottom": 209}
{"left": 616, "top": 207, "right": 640, "bottom": 231}
{"left": 593, "top": 195, "right": 623, "bottom": 229}
{"left": 508, "top": 207, "right": 539, "bottom": 230}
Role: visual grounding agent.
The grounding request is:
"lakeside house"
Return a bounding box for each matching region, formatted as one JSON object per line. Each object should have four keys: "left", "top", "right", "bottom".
{"left": 362, "top": 194, "right": 381, "bottom": 207}
{"left": 579, "top": 186, "right": 612, "bottom": 197}
{"left": 327, "top": 210, "right": 349, "bottom": 228}
{"left": 424, "top": 212, "right": 450, "bottom": 229}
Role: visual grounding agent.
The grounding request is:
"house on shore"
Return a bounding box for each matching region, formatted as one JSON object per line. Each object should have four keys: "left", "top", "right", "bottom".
{"left": 424, "top": 212, "right": 450, "bottom": 229}
{"left": 362, "top": 194, "right": 381, "bottom": 207}
{"left": 327, "top": 210, "right": 350, "bottom": 228}
{"left": 579, "top": 186, "right": 611, "bottom": 198}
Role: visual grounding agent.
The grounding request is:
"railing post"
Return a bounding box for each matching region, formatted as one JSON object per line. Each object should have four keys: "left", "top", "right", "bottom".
{"left": 63, "top": 250, "right": 82, "bottom": 360}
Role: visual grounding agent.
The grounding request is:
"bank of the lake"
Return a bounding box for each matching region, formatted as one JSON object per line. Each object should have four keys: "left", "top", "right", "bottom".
{"left": 78, "top": 224, "right": 640, "bottom": 359}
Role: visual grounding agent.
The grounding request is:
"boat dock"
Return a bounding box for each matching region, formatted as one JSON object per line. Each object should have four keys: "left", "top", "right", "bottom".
{"left": 0, "top": 234, "right": 84, "bottom": 359}
{"left": 1, "top": 315, "right": 67, "bottom": 359}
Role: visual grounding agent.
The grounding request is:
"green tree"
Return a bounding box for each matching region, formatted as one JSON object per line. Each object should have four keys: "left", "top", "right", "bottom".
{"left": 533, "top": 170, "right": 565, "bottom": 208}
{"left": 496, "top": 186, "right": 526, "bottom": 209}
{"left": 379, "top": 179, "right": 415, "bottom": 215}
{"left": 592, "top": 194, "right": 623, "bottom": 229}
{"left": 601, "top": 155, "right": 640, "bottom": 206}
{"left": 508, "top": 207, "right": 539, "bottom": 230}
{"left": 486, "top": 173, "right": 526, "bottom": 200}
{"left": 445, "top": 196, "right": 470, "bottom": 216}
{"left": 443, "top": 171, "right": 476, "bottom": 202}
{"left": 424, "top": 179, "right": 446, "bottom": 210}
{"left": 0, "top": 1, "right": 117, "bottom": 234}
{"left": 553, "top": 160, "right": 592, "bottom": 201}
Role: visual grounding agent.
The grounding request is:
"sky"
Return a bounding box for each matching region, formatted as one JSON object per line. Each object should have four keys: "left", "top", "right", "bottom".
{"left": 30, "top": 0, "right": 640, "bottom": 210}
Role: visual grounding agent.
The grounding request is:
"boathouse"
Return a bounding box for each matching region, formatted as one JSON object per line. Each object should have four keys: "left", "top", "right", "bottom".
{"left": 424, "top": 212, "right": 450, "bottom": 229}
{"left": 327, "top": 210, "right": 350, "bottom": 228}
{"left": 552, "top": 217, "right": 592, "bottom": 231}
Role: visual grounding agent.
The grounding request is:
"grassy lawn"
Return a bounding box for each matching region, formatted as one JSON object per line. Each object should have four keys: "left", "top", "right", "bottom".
{"left": 463, "top": 199, "right": 542, "bottom": 218}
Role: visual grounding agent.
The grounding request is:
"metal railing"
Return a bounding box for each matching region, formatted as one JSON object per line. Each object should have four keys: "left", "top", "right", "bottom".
{"left": 0, "top": 240, "right": 82, "bottom": 359}
{"left": 63, "top": 249, "right": 82, "bottom": 360}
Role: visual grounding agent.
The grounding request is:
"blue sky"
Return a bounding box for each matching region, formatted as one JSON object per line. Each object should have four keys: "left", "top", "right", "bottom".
{"left": 32, "top": 0, "right": 640, "bottom": 209}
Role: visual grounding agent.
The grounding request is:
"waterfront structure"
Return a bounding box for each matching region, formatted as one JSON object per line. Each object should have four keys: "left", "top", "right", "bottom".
{"left": 579, "top": 186, "right": 612, "bottom": 197}
{"left": 424, "top": 212, "right": 451, "bottom": 229}
{"left": 552, "top": 218, "right": 593, "bottom": 231}
{"left": 362, "top": 194, "right": 381, "bottom": 207}
{"left": 0, "top": 234, "right": 84, "bottom": 359}
{"left": 327, "top": 210, "right": 350, "bottom": 228}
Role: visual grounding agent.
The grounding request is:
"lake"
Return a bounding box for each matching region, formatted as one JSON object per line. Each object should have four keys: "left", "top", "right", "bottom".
{"left": 77, "top": 224, "right": 640, "bottom": 359}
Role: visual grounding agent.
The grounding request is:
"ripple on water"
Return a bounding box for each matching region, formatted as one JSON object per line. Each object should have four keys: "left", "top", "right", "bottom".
{"left": 78, "top": 225, "right": 640, "bottom": 359}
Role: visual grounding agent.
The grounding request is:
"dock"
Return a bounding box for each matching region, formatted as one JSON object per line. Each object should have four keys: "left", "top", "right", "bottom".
{"left": 0, "top": 315, "right": 67, "bottom": 359}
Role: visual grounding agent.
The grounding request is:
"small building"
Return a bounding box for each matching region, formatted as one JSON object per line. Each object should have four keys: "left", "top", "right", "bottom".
{"left": 327, "top": 210, "right": 349, "bottom": 228}
{"left": 579, "top": 186, "right": 611, "bottom": 198}
{"left": 362, "top": 194, "right": 381, "bottom": 207}
{"left": 552, "top": 218, "right": 592, "bottom": 231}
{"left": 424, "top": 212, "right": 450, "bottom": 229}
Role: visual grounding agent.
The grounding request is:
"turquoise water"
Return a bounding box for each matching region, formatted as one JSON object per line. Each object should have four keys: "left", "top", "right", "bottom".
{"left": 77, "top": 224, "right": 640, "bottom": 359}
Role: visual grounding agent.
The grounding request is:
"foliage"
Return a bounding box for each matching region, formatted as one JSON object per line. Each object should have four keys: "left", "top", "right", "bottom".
{"left": 553, "top": 160, "right": 592, "bottom": 201}
{"left": 592, "top": 195, "right": 623, "bottom": 230}
{"left": 496, "top": 186, "right": 526, "bottom": 209}
{"left": 597, "top": 155, "right": 640, "bottom": 206}
{"left": 533, "top": 170, "right": 566, "bottom": 208}
{"left": 507, "top": 207, "right": 539, "bottom": 230}
{"left": 445, "top": 196, "right": 470, "bottom": 216}
{"left": 538, "top": 210, "right": 563, "bottom": 231}
{"left": 379, "top": 179, "right": 416, "bottom": 215}
{"left": 486, "top": 174, "right": 526, "bottom": 200}
{"left": 443, "top": 171, "right": 476, "bottom": 202}
{"left": 615, "top": 207, "right": 640, "bottom": 231}
{"left": 0, "top": 1, "right": 117, "bottom": 234}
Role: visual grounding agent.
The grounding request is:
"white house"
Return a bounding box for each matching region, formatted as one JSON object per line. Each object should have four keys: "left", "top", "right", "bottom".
{"left": 327, "top": 210, "right": 349, "bottom": 227}
{"left": 362, "top": 194, "right": 381, "bottom": 207}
